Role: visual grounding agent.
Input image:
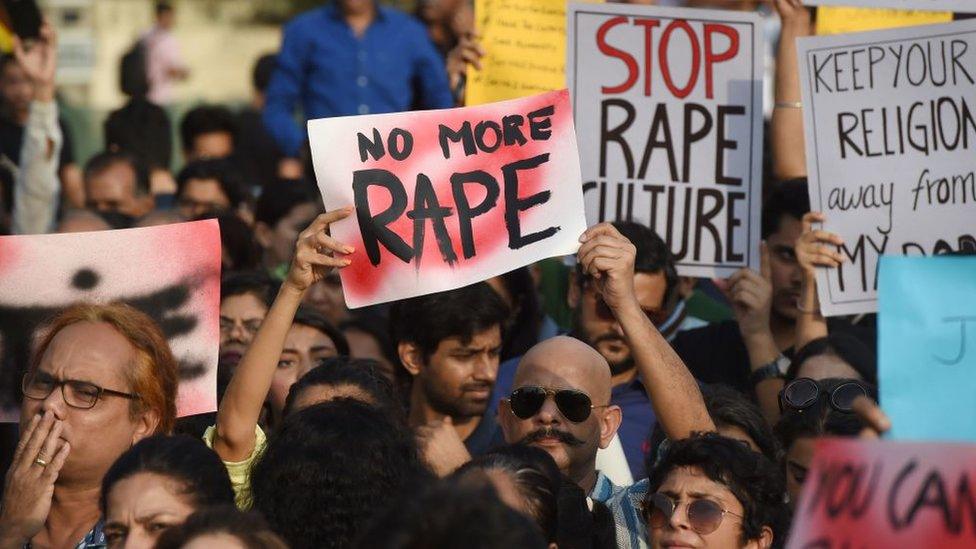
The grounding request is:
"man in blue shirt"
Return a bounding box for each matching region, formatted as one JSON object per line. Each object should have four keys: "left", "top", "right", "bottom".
{"left": 263, "top": 0, "right": 454, "bottom": 158}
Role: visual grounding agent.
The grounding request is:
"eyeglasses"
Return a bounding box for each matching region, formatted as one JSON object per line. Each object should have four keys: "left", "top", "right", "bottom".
{"left": 507, "top": 385, "right": 608, "bottom": 423}
{"left": 778, "top": 377, "right": 868, "bottom": 414}
{"left": 219, "top": 317, "right": 262, "bottom": 337}
{"left": 643, "top": 493, "right": 743, "bottom": 535}
{"left": 22, "top": 372, "right": 139, "bottom": 410}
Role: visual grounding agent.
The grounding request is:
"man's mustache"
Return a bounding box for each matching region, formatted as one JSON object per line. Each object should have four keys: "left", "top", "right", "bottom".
{"left": 592, "top": 332, "right": 626, "bottom": 346}
{"left": 520, "top": 426, "right": 585, "bottom": 447}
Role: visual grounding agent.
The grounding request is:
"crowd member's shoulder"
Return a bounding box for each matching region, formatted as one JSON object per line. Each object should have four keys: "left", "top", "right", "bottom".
{"left": 286, "top": 4, "right": 334, "bottom": 33}
{"left": 380, "top": 5, "right": 432, "bottom": 36}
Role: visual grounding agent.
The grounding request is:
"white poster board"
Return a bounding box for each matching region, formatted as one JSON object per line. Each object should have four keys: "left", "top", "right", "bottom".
{"left": 803, "top": 0, "right": 974, "bottom": 12}
{"left": 798, "top": 19, "right": 976, "bottom": 316}
{"left": 568, "top": 3, "right": 764, "bottom": 278}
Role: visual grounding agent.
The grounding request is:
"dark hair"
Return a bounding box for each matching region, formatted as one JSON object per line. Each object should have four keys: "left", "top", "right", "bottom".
{"left": 786, "top": 334, "right": 877, "bottom": 385}
{"left": 390, "top": 282, "right": 509, "bottom": 360}
{"left": 104, "top": 100, "right": 173, "bottom": 170}
{"left": 761, "top": 178, "right": 810, "bottom": 239}
{"left": 339, "top": 315, "right": 398, "bottom": 366}
{"left": 775, "top": 378, "right": 870, "bottom": 453}
{"left": 193, "top": 212, "right": 261, "bottom": 271}
{"left": 156, "top": 2, "right": 173, "bottom": 16}
{"left": 252, "top": 54, "right": 277, "bottom": 93}
{"left": 221, "top": 270, "right": 277, "bottom": 306}
{"left": 283, "top": 356, "right": 401, "bottom": 417}
{"left": 293, "top": 305, "right": 350, "bottom": 356}
{"left": 83, "top": 150, "right": 150, "bottom": 195}
{"left": 179, "top": 105, "right": 238, "bottom": 155}
{"left": 176, "top": 158, "right": 249, "bottom": 209}
{"left": 254, "top": 179, "right": 317, "bottom": 227}
{"left": 100, "top": 435, "right": 234, "bottom": 514}
{"left": 355, "top": 478, "right": 547, "bottom": 549}
{"left": 575, "top": 221, "right": 679, "bottom": 307}
{"left": 454, "top": 444, "right": 561, "bottom": 543}
{"left": 154, "top": 505, "right": 287, "bottom": 549}
{"left": 647, "top": 433, "right": 791, "bottom": 548}
{"left": 251, "top": 401, "right": 432, "bottom": 549}
{"left": 493, "top": 268, "right": 544, "bottom": 361}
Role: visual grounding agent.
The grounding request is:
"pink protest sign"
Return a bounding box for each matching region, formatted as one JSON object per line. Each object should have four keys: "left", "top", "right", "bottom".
{"left": 0, "top": 220, "right": 221, "bottom": 419}
{"left": 788, "top": 438, "right": 976, "bottom": 548}
{"left": 308, "top": 89, "right": 586, "bottom": 308}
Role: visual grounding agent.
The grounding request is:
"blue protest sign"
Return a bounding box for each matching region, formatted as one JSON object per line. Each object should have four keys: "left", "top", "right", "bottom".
{"left": 879, "top": 255, "right": 976, "bottom": 441}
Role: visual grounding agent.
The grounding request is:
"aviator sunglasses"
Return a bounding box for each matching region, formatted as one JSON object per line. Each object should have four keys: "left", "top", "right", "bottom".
{"left": 507, "top": 385, "right": 608, "bottom": 423}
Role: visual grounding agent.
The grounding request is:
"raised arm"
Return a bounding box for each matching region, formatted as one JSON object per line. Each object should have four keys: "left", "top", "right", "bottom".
{"left": 794, "top": 212, "right": 845, "bottom": 349}
{"left": 577, "top": 223, "right": 715, "bottom": 441}
{"left": 211, "top": 208, "right": 353, "bottom": 462}
{"left": 770, "top": 0, "right": 813, "bottom": 180}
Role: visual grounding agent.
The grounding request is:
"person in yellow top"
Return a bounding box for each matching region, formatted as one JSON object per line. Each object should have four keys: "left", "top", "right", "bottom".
{"left": 204, "top": 207, "right": 355, "bottom": 508}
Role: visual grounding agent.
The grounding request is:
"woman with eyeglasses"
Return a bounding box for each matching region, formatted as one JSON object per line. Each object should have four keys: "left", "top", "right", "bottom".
{"left": 100, "top": 435, "right": 234, "bottom": 548}
{"left": 0, "top": 303, "right": 178, "bottom": 548}
{"left": 774, "top": 378, "right": 870, "bottom": 507}
{"left": 642, "top": 433, "right": 790, "bottom": 549}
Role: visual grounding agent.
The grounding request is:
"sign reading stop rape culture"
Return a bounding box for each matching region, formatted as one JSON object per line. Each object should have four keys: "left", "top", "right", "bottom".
{"left": 797, "top": 20, "right": 976, "bottom": 316}
{"left": 307, "top": 89, "right": 586, "bottom": 308}
{"left": 786, "top": 438, "right": 976, "bottom": 548}
{"left": 568, "top": 3, "right": 764, "bottom": 278}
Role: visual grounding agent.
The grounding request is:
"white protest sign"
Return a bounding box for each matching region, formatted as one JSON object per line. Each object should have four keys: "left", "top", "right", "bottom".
{"left": 803, "top": 0, "right": 975, "bottom": 12}
{"left": 568, "top": 3, "right": 764, "bottom": 278}
{"left": 798, "top": 19, "right": 976, "bottom": 316}
{"left": 307, "top": 89, "right": 587, "bottom": 308}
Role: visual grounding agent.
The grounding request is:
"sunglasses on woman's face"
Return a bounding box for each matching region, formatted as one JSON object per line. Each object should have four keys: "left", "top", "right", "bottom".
{"left": 507, "top": 385, "right": 608, "bottom": 423}
{"left": 778, "top": 377, "right": 868, "bottom": 413}
{"left": 643, "top": 493, "right": 743, "bottom": 536}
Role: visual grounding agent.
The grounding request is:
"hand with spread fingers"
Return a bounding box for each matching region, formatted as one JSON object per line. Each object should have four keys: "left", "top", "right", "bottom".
{"left": 284, "top": 208, "right": 355, "bottom": 294}
{"left": 446, "top": 32, "right": 485, "bottom": 91}
{"left": 576, "top": 223, "right": 638, "bottom": 314}
{"left": 0, "top": 411, "right": 71, "bottom": 546}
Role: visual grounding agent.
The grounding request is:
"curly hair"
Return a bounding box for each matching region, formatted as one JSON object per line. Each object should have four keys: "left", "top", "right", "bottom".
{"left": 453, "top": 444, "right": 561, "bottom": 543}
{"left": 646, "top": 433, "right": 792, "bottom": 549}
{"left": 354, "top": 478, "right": 547, "bottom": 549}
{"left": 250, "top": 400, "right": 432, "bottom": 549}
{"left": 100, "top": 434, "right": 234, "bottom": 514}
{"left": 283, "top": 356, "right": 403, "bottom": 417}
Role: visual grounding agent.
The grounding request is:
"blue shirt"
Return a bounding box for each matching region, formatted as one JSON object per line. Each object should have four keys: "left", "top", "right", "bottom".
{"left": 263, "top": 4, "right": 454, "bottom": 156}
{"left": 591, "top": 472, "right": 649, "bottom": 549}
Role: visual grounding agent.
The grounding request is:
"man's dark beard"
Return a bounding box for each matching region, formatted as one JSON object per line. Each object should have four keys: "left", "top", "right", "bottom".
{"left": 591, "top": 333, "right": 635, "bottom": 377}
{"left": 520, "top": 426, "right": 585, "bottom": 447}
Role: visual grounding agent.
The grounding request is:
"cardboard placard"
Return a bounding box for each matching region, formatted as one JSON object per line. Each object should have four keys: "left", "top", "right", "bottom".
{"left": 0, "top": 220, "right": 221, "bottom": 419}
{"left": 568, "top": 3, "right": 763, "bottom": 277}
{"left": 797, "top": 19, "right": 976, "bottom": 316}
{"left": 307, "top": 89, "right": 587, "bottom": 308}
{"left": 816, "top": 7, "right": 953, "bottom": 36}
{"left": 879, "top": 256, "right": 976, "bottom": 442}
{"left": 787, "top": 438, "right": 976, "bottom": 548}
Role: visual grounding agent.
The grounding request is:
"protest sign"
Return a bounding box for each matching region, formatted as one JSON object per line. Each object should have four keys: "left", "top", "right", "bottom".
{"left": 804, "top": 0, "right": 975, "bottom": 12}
{"left": 787, "top": 438, "right": 976, "bottom": 548}
{"left": 465, "top": 0, "right": 569, "bottom": 105}
{"left": 879, "top": 256, "right": 976, "bottom": 442}
{"left": 568, "top": 3, "right": 763, "bottom": 278}
{"left": 307, "top": 89, "right": 587, "bottom": 309}
{"left": 797, "top": 19, "right": 976, "bottom": 316}
{"left": 0, "top": 220, "right": 221, "bottom": 420}
{"left": 816, "top": 7, "right": 952, "bottom": 36}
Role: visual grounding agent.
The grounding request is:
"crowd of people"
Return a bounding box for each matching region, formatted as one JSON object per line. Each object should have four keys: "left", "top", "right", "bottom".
{"left": 0, "top": 0, "right": 943, "bottom": 548}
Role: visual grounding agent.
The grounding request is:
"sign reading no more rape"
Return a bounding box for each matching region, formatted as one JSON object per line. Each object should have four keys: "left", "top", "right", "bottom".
{"left": 568, "top": 3, "right": 764, "bottom": 278}
{"left": 307, "top": 89, "right": 586, "bottom": 309}
{"left": 798, "top": 19, "right": 976, "bottom": 316}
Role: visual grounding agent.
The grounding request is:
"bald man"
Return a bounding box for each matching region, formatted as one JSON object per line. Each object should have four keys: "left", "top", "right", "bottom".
{"left": 499, "top": 223, "right": 714, "bottom": 549}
